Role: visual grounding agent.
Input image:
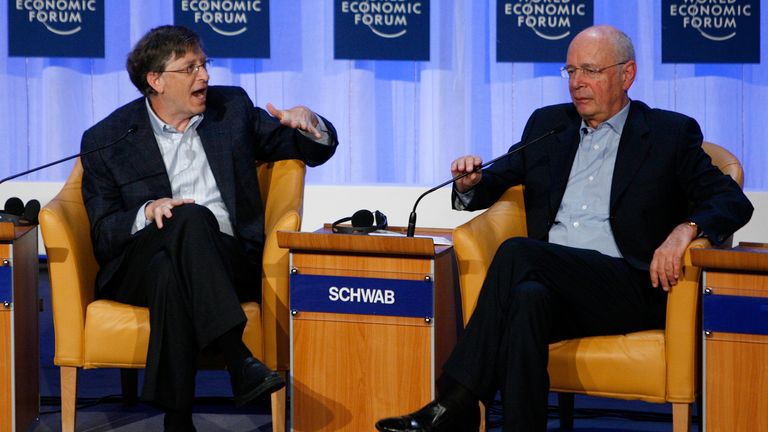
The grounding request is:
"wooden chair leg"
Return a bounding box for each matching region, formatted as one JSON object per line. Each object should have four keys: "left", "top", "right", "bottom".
{"left": 120, "top": 369, "right": 139, "bottom": 405}
{"left": 479, "top": 401, "right": 486, "bottom": 431}
{"left": 673, "top": 403, "right": 692, "bottom": 432}
{"left": 558, "top": 392, "right": 575, "bottom": 430}
{"left": 271, "top": 371, "right": 287, "bottom": 432}
{"left": 60, "top": 366, "right": 78, "bottom": 432}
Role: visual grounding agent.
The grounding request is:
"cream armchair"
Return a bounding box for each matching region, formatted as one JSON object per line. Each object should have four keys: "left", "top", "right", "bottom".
{"left": 452, "top": 142, "right": 743, "bottom": 431}
{"left": 39, "top": 158, "right": 305, "bottom": 432}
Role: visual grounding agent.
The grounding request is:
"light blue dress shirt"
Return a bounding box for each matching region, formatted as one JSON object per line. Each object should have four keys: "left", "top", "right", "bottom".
{"left": 547, "top": 103, "right": 630, "bottom": 258}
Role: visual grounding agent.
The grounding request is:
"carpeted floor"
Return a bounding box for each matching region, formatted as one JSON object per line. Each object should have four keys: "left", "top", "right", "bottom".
{"left": 31, "top": 267, "right": 698, "bottom": 431}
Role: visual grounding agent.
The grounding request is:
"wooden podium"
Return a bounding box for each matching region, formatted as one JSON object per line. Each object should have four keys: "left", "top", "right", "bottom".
{"left": 0, "top": 222, "right": 39, "bottom": 431}
{"left": 691, "top": 242, "right": 768, "bottom": 432}
{"left": 277, "top": 227, "right": 461, "bottom": 432}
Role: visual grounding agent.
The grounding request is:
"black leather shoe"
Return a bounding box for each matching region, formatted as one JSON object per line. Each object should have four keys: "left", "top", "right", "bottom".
{"left": 375, "top": 398, "right": 479, "bottom": 432}
{"left": 230, "top": 356, "right": 286, "bottom": 407}
{"left": 164, "top": 409, "right": 196, "bottom": 432}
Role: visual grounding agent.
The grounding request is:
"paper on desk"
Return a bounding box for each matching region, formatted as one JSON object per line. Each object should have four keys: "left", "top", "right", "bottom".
{"left": 370, "top": 230, "right": 452, "bottom": 246}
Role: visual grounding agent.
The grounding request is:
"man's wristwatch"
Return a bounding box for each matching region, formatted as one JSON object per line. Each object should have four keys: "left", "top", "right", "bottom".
{"left": 685, "top": 220, "right": 702, "bottom": 237}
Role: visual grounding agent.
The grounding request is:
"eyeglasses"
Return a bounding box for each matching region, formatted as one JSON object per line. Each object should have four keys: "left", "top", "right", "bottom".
{"left": 162, "top": 59, "right": 211, "bottom": 75}
{"left": 560, "top": 62, "right": 627, "bottom": 79}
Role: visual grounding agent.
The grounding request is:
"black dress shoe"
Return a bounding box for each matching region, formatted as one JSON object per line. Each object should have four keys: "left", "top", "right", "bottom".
{"left": 164, "top": 409, "right": 196, "bottom": 432}
{"left": 375, "top": 398, "right": 479, "bottom": 432}
{"left": 230, "top": 356, "right": 286, "bottom": 407}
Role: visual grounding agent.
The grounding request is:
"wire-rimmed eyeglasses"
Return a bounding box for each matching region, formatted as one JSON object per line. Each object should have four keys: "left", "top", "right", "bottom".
{"left": 560, "top": 62, "right": 627, "bottom": 79}
{"left": 162, "top": 59, "right": 212, "bottom": 75}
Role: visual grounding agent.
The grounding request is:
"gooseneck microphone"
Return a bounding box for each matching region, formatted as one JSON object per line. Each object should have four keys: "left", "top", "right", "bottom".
{"left": 405, "top": 124, "right": 566, "bottom": 237}
{"left": 0, "top": 125, "right": 138, "bottom": 185}
{"left": 0, "top": 125, "right": 137, "bottom": 226}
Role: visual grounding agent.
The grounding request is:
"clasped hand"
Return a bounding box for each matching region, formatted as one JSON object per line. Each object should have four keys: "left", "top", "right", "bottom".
{"left": 451, "top": 155, "right": 483, "bottom": 193}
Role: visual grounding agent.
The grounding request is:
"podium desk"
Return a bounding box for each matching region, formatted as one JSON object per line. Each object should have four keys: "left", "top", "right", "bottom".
{"left": 691, "top": 242, "right": 768, "bottom": 432}
{"left": 0, "top": 223, "right": 39, "bottom": 432}
{"left": 278, "top": 227, "right": 461, "bottom": 432}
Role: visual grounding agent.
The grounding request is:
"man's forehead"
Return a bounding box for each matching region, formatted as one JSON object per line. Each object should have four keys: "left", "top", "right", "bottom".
{"left": 167, "top": 48, "right": 206, "bottom": 64}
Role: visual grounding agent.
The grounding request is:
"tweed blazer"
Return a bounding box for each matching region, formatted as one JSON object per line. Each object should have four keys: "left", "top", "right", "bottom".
{"left": 81, "top": 85, "right": 338, "bottom": 288}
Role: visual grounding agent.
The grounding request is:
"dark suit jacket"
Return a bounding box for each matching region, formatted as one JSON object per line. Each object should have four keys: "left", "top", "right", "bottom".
{"left": 455, "top": 100, "right": 753, "bottom": 270}
{"left": 81, "top": 86, "right": 338, "bottom": 290}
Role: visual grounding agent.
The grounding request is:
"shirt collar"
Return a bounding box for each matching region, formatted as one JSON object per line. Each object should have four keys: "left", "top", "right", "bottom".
{"left": 145, "top": 98, "right": 203, "bottom": 136}
{"left": 580, "top": 101, "right": 631, "bottom": 135}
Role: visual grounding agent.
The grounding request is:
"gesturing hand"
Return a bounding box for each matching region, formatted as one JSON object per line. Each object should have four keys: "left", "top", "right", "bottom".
{"left": 266, "top": 103, "right": 322, "bottom": 139}
{"left": 145, "top": 198, "right": 195, "bottom": 229}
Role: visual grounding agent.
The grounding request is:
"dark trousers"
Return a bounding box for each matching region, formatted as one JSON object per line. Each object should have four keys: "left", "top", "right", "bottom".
{"left": 442, "top": 237, "right": 667, "bottom": 431}
{"left": 101, "top": 204, "right": 261, "bottom": 411}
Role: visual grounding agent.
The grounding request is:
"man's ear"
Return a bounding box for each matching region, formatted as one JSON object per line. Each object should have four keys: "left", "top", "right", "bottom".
{"left": 621, "top": 60, "right": 637, "bottom": 91}
{"left": 147, "top": 71, "right": 164, "bottom": 94}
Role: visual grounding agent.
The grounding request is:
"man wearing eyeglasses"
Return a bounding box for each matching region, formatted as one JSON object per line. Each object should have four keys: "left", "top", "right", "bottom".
{"left": 80, "top": 25, "right": 338, "bottom": 431}
{"left": 376, "top": 25, "right": 752, "bottom": 432}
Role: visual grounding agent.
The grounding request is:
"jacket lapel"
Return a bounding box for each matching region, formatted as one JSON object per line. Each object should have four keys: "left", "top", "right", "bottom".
{"left": 610, "top": 101, "right": 651, "bottom": 210}
{"left": 197, "top": 104, "right": 236, "bottom": 217}
{"left": 115, "top": 102, "right": 172, "bottom": 196}
{"left": 548, "top": 119, "right": 581, "bottom": 219}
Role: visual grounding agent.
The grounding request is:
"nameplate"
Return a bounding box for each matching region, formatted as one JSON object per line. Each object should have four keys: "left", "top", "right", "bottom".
{"left": 290, "top": 274, "right": 433, "bottom": 318}
{"left": 704, "top": 294, "right": 768, "bottom": 336}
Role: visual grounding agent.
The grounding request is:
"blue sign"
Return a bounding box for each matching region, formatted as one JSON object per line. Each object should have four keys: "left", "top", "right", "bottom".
{"left": 497, "top": 0, "right": 593, "bottom": 63}
{"left": 8, "top": 0, "right": 104, "bottom": 57}
{"left": 662, "top": 0, "right": 760, "bottom": 63}
{"left": 704, "top": 294, "right": 768, "bottom": 336}
{"left": 290, "top": 274, "right": 433, "bottom": 318}
{"left": 0, "top": 266, "right": 11, "bottom": 303}
{"left": 334, "top": 0, "right": 430, "bottom": 61}
{"left": 174, "top": 0, "right": 270, "bottom": 58}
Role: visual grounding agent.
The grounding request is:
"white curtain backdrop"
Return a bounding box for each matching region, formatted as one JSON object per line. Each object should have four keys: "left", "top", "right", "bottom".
{"left": 1, "top": 0, "right": 766, "bottom": 189}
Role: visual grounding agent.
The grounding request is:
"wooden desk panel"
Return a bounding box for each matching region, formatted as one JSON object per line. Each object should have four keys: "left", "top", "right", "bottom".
{"left": 0, "top": 225, "right": 39, "bottom": 432}
{"left": 285, "top": 231, "right": 459, "bottom": 432}
{"left": 694, "top": 244, "right": 768, "bottom": 432}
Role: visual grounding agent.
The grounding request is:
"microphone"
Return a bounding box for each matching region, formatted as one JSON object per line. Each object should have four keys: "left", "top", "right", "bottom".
{"left": 0, "top": 125, "right": 137, "bottom": 226}
{"left": 405, "top": 125, "right": 566, "bottom": 237}
{"left": 0, "top": 125, "right": 138, "bottom": 186}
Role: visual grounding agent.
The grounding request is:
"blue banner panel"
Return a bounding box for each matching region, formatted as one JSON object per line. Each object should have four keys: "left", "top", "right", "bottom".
{"left": 497, "top": 0, "right": 592, "bottom": 63}
{"left": 175, "top": 0, "right": 270, "bottom": 58}
{"left": 662, "top": 0, "right": 759, "bottom": 63}
{"left": 290, "top": 274, "right": 433, "bottom": 318}
{"left": 704, "top": 294, "right": 768, "bottom": 336}
{"left": 334, "top": 0, "right": 430, "bottom": 61}
{"left": 9, "top": 0, "right": 104, "bottom": 57}
{"left": 0, "top": 266, "right": 11, "bottom": 303}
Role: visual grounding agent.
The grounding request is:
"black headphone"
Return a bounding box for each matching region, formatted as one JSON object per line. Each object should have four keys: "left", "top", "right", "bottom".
{"left": 331, "top": 209, "right": 388, "bottom": 235}
{"left": 0, "top": 197, "right": 40, "bottom": 226}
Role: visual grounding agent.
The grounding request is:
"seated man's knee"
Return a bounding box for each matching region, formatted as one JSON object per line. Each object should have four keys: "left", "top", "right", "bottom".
{"left": 511, "top": 280, "right": 548, "bottom": 305}
{"left": 495, "top": 237, "right": 540, "bottom": 262}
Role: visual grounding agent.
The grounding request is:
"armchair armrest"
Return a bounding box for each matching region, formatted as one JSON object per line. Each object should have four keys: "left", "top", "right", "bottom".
{"left": 261, "top": 209, "right": 301, "bottom": 371}
{"left": 452, "top": 186, "right": 527, "bottom": 325}
{"left": 664, "top": 237, "right": 710, "bottom": 402}
{"left": 39, "top": 162, "right": 99, "bottom": 366}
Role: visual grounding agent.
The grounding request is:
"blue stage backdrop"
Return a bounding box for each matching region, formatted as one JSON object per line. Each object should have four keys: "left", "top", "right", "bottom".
{"left": 0, "top": 0, "right": 767, "bottom": 190}
{"left": 497, "top": 0, "right": 593, "bottom": 62}
{"left": 662, "top": 0, "right": 760, "bottom": 63}
{"left": 334, "top": 0, "right": 430, "bottom": 60}
{"left": 174, "top": 0, "right": 270, "bottom": 58}
{"left": 8, "top": 0, "right": 104, "bottom": 57}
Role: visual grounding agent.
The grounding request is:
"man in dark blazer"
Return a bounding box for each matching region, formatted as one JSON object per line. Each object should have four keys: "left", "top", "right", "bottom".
{"left": 81, "top": 26, "right": 338, "bottom": 431}
{"left": 376, "top": 25, "right": 752, "bottom": 432}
